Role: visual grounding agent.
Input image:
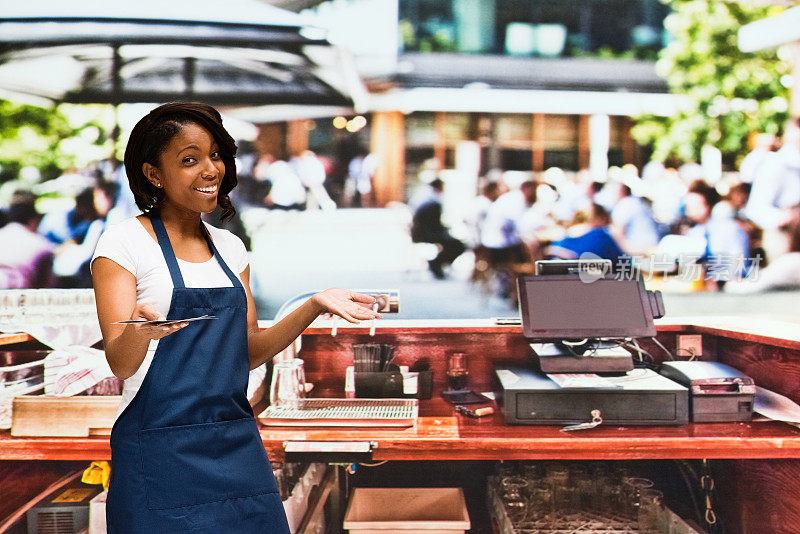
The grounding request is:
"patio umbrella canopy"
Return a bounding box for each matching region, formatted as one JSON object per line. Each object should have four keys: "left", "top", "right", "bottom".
{"left": 0, "top": 0, "right": 360, "bottom": 107}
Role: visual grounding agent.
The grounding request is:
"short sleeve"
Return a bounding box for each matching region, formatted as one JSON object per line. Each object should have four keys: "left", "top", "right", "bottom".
{"left": 230, "top": 233, "right": 249, "bottom": 274}
{"left": 90, "top": 222, "right": 138, "bottom": 276}
{"left": 205, "top": 224, "right": 249, "bottom": 274}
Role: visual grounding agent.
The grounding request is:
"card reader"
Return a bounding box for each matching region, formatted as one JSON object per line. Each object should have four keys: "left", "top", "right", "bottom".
{"left": 659, "top": 361, "right": 755, "bottom": 422}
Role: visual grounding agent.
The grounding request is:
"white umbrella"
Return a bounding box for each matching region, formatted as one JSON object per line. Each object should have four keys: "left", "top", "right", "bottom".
{"left": 0, "top": 0, "right": 362, "bottom": 107}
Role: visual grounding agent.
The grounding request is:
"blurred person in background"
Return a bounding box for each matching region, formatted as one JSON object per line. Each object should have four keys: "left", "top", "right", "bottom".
{"left": 548, "top": 168, "right": 586, "bottom": 223}
{"left": 52, "top": 181, "right": 119, "bottom": 287}
{"left": 0, "top": 191, "right": 55, "bottom": 288}
{"left": 38, "top": 186, "right": 98, "bottom": 245}
{"left": 739, "top": 133, "right": 776, "bottom": 184}
{"left": 410, "top": 178, "right": 465, "bottom": 279}
{"left": 718, "top": 182, "right": 751, "bottom": 218}
{"left": 100, "top": 157, "right": 141, "bottom": 225}
{"left": 678, "top": 161, "right": 705, "bottom": 186}
{"left": 586, "top": 180, "right": 605, "bottom": 204}
{"left": 641, "top": 160, "right": 666, "bottom": 184}
{"left": 346, "top": 149, "right": 378, "bottom": 208}
{"left": 464, "top": 180, "right": 502, "bottom": 248}
{"left": 291, "top": 150, "right": 336, "bottom": 211}
{"left": 609, "top": 183, "right": 660, "bottom": 256}
{"left": 547, "top": 203, "right": 628, "bottom": 268}
{"left": 714, "top": 181, "right": 764, "bottom": 269}
{"left": 253, "top": 153, "right": 306, "bottom": 210}
{"left": 480, "top": 180, "right": 538, "bottom": 263}
{"left": 479, "top": 180, "right": 538, "bottom": 297}
{"left": 725, "top": 212, "right": 800, "bottom": 293}
{"left": 648, "top": 167, "right": 686, "bottom": 227}
{"left": 743, "top": 120, "right": 800, "bottom": 231}
{"left": 660, "top": 181, "right": 750, "bottom": 286}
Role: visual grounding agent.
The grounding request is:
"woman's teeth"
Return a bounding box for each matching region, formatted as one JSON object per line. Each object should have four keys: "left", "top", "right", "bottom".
{"left": 195, "top": 185, "right": 217, "bottom": 193}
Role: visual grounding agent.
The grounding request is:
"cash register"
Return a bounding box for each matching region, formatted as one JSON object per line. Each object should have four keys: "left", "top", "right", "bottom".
{"left": 495, "top": 260, "right": 690, "bottom": 426}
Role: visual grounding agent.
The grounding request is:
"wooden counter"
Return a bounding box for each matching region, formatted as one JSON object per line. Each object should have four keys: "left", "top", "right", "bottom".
{"left": 2, "top": 318, "right": 800, "bottom": 463}
{"left": 4, "top": 318, "right": 800, "bottom": 533}
{"left": 3, "top": 403, "right": 800, "bottom": 462}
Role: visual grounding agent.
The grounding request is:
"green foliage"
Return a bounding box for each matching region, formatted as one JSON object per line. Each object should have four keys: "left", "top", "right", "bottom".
{"left": 398, "top": 18, "right": 458, "bottom": 53}
{"left": 632, "top": 0, "right": 791, "bottom": 166}
{"left": 0, "top": 100, "right": 112, "bottom": 183}
{"left": 568, "top": 45, "right": 660, "bottom": 61}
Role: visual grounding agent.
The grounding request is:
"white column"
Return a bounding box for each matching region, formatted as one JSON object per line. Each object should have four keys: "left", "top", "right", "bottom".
{"left": 589, "top": 113, "right": 610, "bottom": 181}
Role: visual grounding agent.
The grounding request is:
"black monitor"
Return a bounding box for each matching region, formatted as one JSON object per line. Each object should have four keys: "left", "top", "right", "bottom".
{"left": 518, "top": 275, "right": 657, "bottom": 342}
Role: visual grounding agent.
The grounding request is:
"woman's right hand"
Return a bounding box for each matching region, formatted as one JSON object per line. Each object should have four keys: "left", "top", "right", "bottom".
{"left": 128, "top": 303, "right": 189, "bottom": 341}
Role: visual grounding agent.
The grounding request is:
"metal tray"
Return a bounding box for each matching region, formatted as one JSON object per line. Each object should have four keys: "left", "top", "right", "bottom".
{"left": 259, "top": 398, "right": 418, "bottom": 427}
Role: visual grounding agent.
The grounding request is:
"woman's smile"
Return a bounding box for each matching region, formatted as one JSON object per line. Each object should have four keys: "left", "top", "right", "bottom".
{"left": 193, "top": 183, "right": 219, "bottom": 197}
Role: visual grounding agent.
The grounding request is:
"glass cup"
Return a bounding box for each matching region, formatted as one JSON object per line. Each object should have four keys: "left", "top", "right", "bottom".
{"left": 269, "top": 360, "right": 306, "bottom": 408}
{"left": 638, "top": 488, "right": 666, "bottom": 533}
{"left": 545, "top": 463, "right": 570, "bottom": 492}
{"left": 501, "top": 475, "right": 529, "bottom": 494}
{"left": 523, "top": 463, "right": 543, "bottom": 484}
{"left": 601, "top": 482, "right": 625, "bottom": 519}
{"left": 530, "top": 486, "right": 554, "bottom": 519}
{"left": 289, "top": 358, "right": 306, "bottom": 389}
{"left": 623, "top": 477, "right": 655, "bottom": 519}
{"left": 446, "top": 352, "right": 469, "bottom": 391}
{"left": 501, "top": 477, "right": 529, "bottom": 522}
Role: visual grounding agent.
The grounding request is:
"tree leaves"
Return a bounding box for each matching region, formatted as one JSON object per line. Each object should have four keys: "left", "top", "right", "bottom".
{"left": 633, "top": 0, "right": 790, "bottom": 166}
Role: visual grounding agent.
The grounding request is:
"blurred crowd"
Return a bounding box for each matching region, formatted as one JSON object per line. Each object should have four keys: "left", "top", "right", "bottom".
{"left": 235, "top": 145, "right": 378, "bottom": 212}
{"left": 0, "top": 158, "right": 137, "bottom": 289}
{"left": 410, "top": 120, "right": 800, "bottom": 297}
{"left": 3, "top": 120, "right": 800, "bottom": 298}
{"left": 0, "top": 146, "right": 378, "bottom": 290}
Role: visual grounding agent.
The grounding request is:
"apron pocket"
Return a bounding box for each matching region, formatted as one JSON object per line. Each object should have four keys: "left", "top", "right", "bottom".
{"left": 139, "top": 417, "right": 278, "bottom": 510}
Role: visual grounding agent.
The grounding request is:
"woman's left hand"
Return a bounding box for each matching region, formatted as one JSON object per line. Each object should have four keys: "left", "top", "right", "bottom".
{"left": 310, "top": 289, "right": 383, "bottom": 324}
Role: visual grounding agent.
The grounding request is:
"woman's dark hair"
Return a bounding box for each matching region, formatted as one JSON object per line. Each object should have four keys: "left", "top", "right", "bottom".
{"left": 124, "top": 102, "right": 238, "bottom": 221}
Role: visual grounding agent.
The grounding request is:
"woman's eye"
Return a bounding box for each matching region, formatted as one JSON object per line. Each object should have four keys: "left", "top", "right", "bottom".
{"left": 183, "top": 157, "right": 196, "bottom": 165}
{"left": 211, "top": 151, "right": 220, "bottom": 159}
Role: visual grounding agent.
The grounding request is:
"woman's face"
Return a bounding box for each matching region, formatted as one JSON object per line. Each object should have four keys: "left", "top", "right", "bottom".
{"left": 145, "top": 122, "right": 225, "bottom": 215}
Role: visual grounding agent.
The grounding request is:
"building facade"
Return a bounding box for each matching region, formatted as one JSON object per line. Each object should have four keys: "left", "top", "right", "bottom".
{"left": 254, "top": 0, "right": 681, "bottom": 206}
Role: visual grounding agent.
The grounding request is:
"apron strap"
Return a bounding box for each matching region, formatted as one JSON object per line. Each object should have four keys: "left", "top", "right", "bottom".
{"left": 150, "top": 213, "right": 185, "bottom": 289}
{"left": 149, "top": 213, "right": 243, "bottom": 290}
{"left": 200, "top": 224, "right": 243, "bottom": 289}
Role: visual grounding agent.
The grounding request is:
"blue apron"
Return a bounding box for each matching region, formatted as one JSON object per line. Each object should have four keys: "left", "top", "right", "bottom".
{"left": 106, "top": 214, "right": 289, "bottom": 534}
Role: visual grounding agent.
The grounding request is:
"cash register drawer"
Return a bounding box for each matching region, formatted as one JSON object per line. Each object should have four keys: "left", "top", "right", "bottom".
{"left": 514, "top": 392, "right": 688, "bottom": 425}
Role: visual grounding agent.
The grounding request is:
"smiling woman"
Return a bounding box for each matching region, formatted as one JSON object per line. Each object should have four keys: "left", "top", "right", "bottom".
{"left": 89, "top": 102, "right": 382, "bottom": 533}
{"left": 123, "top": 102, "right": 238, "bottom": 222}
{"left": 143, "top": 123, "right": 225, "bottom": 215}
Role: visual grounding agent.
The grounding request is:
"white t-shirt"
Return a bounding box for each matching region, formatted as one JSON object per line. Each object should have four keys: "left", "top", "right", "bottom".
{"left": 90, "top": 217, "right": 249, "bottom": 419}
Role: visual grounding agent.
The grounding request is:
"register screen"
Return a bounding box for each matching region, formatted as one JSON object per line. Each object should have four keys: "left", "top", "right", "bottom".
{"left": 521, "top": 278, "right": 652, "bottom": 338}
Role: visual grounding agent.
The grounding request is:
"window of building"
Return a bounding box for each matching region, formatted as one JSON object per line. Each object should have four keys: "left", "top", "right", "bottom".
{"left": 399, "top": 0, "right": 669, "bottom": 58}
